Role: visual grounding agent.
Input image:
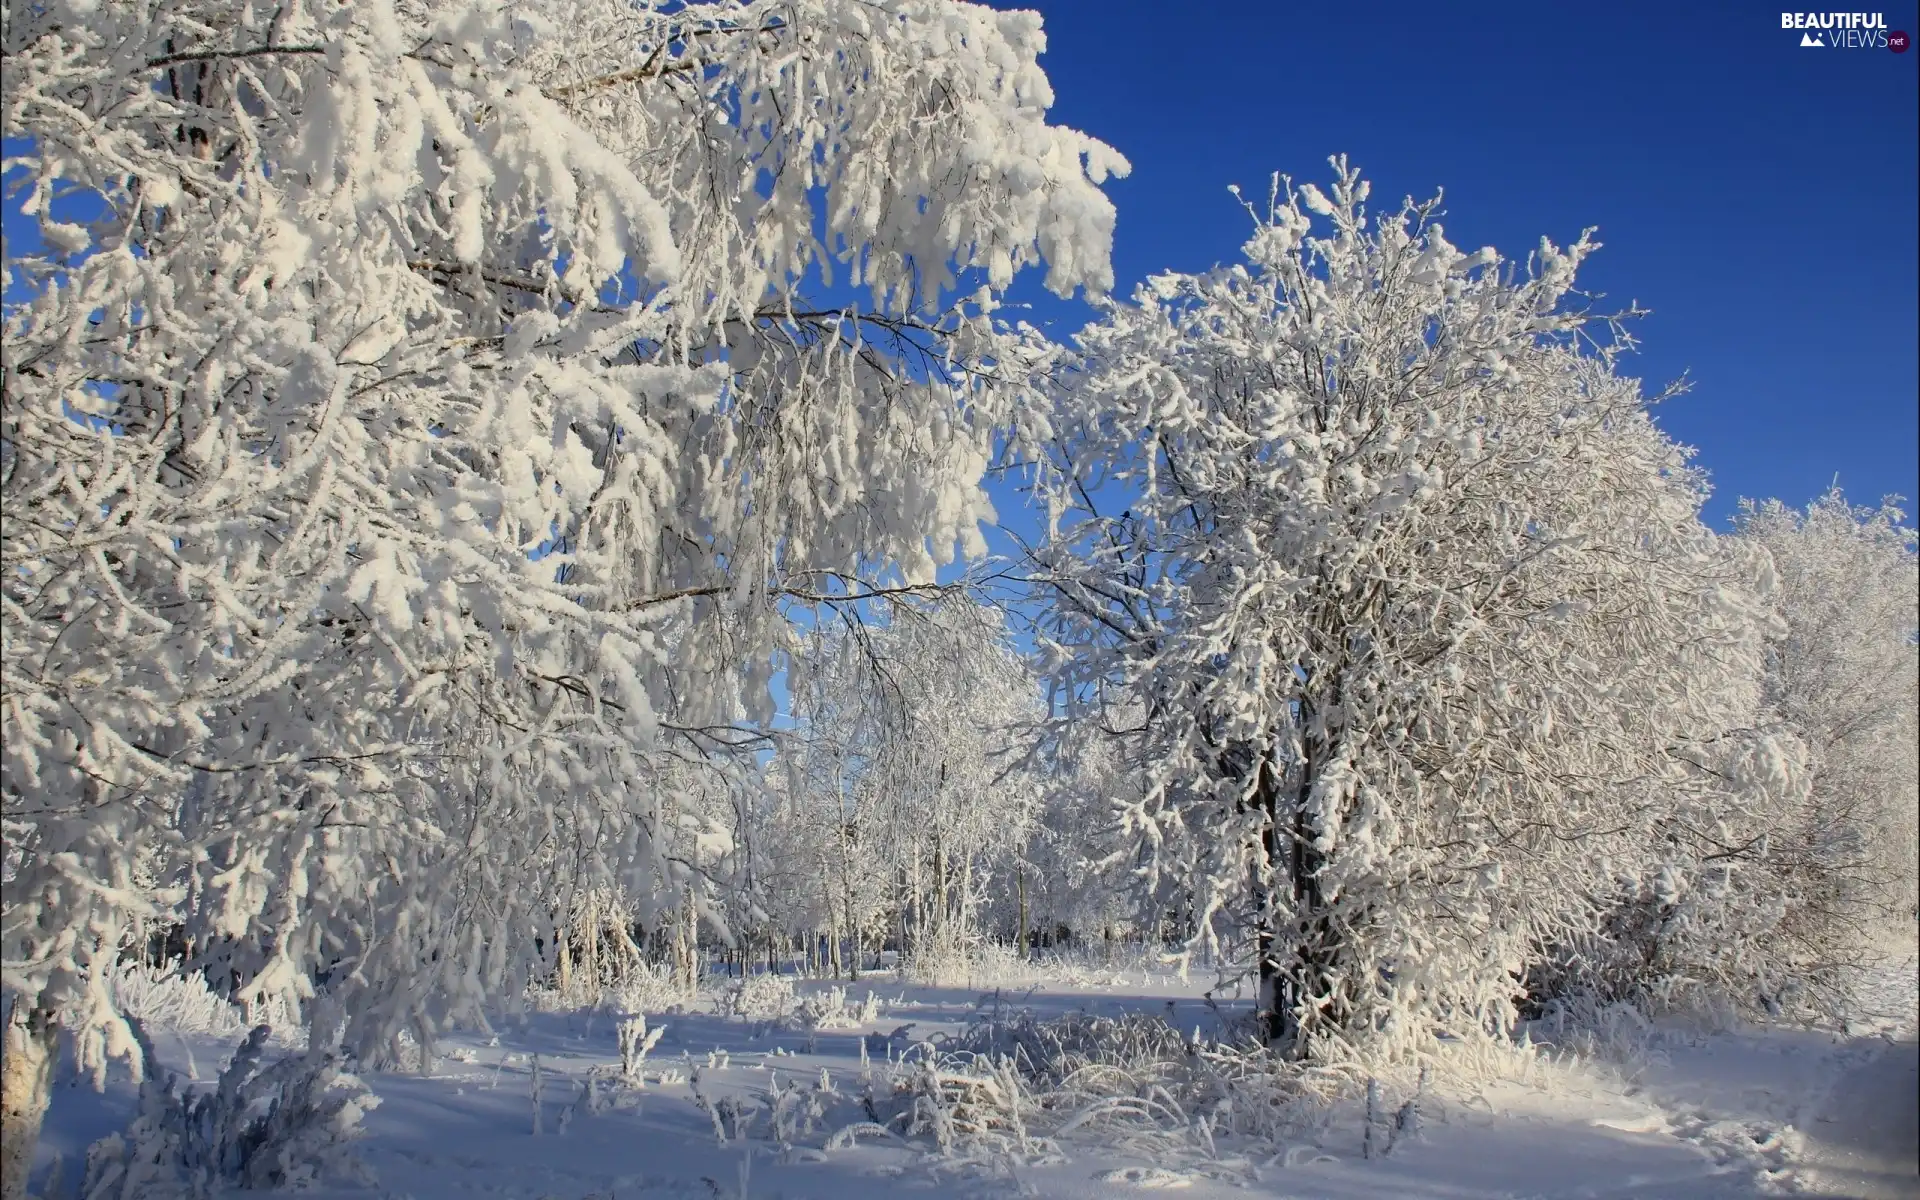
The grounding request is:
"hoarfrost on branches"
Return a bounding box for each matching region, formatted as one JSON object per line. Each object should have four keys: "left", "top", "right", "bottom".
{"left": 0, "top": 0, "right": 1123, "bottom": 1166}
{"left": 1027, "top": 160, "right": 1793, "bottom": 1060}
{"left": 1729, "top": 491, "right": 1919, "bottom": 994}
{"left": 774, "top": 596, "right": 1044, "bottom": 983}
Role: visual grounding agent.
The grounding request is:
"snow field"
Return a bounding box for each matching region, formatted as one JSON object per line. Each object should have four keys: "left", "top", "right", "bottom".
{"left": 32, "top": 958, "right": 1919, "bottom": 1199}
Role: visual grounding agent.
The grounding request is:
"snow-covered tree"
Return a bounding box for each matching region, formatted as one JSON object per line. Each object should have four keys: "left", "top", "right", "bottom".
{"left": 1029, "top": 161, "right": 1787, "bottom": 1061}
{"left": 1003, "top": 731, "right": 1137, "bottom": 954}
{"left": 774, "top": 621, "right": 900, "bottom": 978}
{"left": 780, "top": 595, "right": 1043, "bottom": 975}
{"left": 1735, "top": 491, "right": 1919, "bottom": 963}
{"left": 1547, "top": 493, "right": 1918, "bottom": 1022}
{"left": 1, "top": 0, "right": 1122, "bottom": 1181}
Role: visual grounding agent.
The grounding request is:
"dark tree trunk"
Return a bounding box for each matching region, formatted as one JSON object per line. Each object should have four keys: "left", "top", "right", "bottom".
{"left": 1254, "top": 749, "right": 1288, "bottom": 1045}
{"left": 1273, "top": 687, "right": 1347, "bottom": 1061}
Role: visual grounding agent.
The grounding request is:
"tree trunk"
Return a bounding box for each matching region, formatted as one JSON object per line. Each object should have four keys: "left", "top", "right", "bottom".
{"left": 959, "top": 855, "right": 974, "bottom": 938}
{"left": 1272, "top": 698, "right": 1345, "bottom": 1060}
{"left": 894, "top": 870, "right": 909, "bottom": 966}
{"left": 581, "top": 898, "right": 601, "bottom": 990}
{"left": 1016, "top": 869, "right": 1029, "bottom": 960}
{"left": 931, "top": 840, "right": 946, "bottom": 937}
{"left": 310, "top": 989, "right": 348, "bottom": 1055}
{"left": 837, "top": 824, "right": 859, "bottom": 980}
{"left": 1253, "top": 748, "right": 1288, "bottom": 1047}
{"left": 2, "top": 1003, "right": 58, "bottom": 1200}
{"left": 672, "top": 887, "right": 699, "bottom": 993}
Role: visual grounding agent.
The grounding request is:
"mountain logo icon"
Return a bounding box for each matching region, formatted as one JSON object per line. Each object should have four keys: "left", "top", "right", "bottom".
{"left": 1800, "top": 31, "right": 1824, "bottom": 46}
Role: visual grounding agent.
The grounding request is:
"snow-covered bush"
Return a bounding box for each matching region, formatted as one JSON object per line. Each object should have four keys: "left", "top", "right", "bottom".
{"left": 528, "top": 957, "right": 693, "bottom": 1018}
{"left": 97, "top": 963, "right": 300, "bottom": 1047}
{"left": 1533, "top": 477, "right": 1915, "bottom": 1024}
{"left": 901, "top": 925, "right": 1010, "bottom": 989}
{"left": 76, "top": 1025, "right": 378, "bottom": 1198}
{"left": 902, "top": 929, "right": 1187, "bottom": 992}
{"left": 717, "top": 974, "right": 798, "bottom": 1022}
{"left": 1026, "top": 941, "right": 1189, "bottom": 990}
{"left": 1523, "top": 986, "right": 1668, "bottom": 1065}
{"left": 851, "top": 1009, "right": 1356, "bottom": 1175}
{"left": 860, "top": 1005, "right": 1588, "bottom": 1177}
{"left": 602, "top": 961, "right": 696, "bottom": 1018}
{"left": 1528, "top": 856, "right": 1819, "bottom": 1026}
{"left": 1733, "top": 492, "right": 1919, "bottom": 990}
{"left": 793, "top": 986, "right": 884, "bottom": 1032}
{"left": 765, "top": 1072, "right": 836, "bottom": 1148}
{"left": 95, "top": 965, "right": 250, "bottom": 1045}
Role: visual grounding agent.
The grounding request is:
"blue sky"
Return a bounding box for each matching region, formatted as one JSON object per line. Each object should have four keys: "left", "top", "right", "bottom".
{"left": 991, "top": 0, "right": 1918, "bottom": 531}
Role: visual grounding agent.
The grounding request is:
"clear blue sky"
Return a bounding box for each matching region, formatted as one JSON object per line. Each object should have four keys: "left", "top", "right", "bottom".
{"left": 995, "top": 0, "right": 1918, "bottom": 529}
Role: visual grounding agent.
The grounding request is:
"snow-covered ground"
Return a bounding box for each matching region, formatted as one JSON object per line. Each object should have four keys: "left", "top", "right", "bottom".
{"left": 30, "top": 956, "right": 1919, "bottom": 1200}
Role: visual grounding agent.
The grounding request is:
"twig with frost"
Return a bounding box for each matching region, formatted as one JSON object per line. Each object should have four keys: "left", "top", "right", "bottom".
{"left": 618, "top": 1015, "right": 666, "bottom": 1085}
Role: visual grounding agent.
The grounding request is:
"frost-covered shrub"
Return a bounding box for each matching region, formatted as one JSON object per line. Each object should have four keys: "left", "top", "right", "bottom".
{"left": 717, "top": 973, "right": 797, "bottom": 1022}
{"left": 793, "top": 986, "right": 883, "bottom": 1031}
{"left": 76, "top": 1024, "right": 378, "bottom": 1198}
{"left": 1521, "top": 493, "right": 1918, "bottom": 1029}
{"left": 850, "top": 1010, "right": 1346, "bottom": 1174}
{"left": 602, "top": 961, "right": 695, "bottom": 1017}
{"left": 1032, "top": 940, "right": 1187, "bottom": 984}
{"left": 901, "top": 928, "right": 1040, "bottom": 989}
{"left": 1522, "top": 985, "right": 1667, "bottom": 1065}
{"left": 1527, "top": 853, "right": 1840, "bottom": 1027}
{"left": 93, "top": 964, "right": 250, "bottom": 1044}
{"left": 765, "top": 1071, "right": 835, "bottom": 1147}
{"left": 527, "top": 958, "right": 695, "bottom": 1017}
{"left": 903, "top": 931, "right": 1182, "bottom": 992}
{"left": 526, "top": 984, "right": 585, "bottom": 1015}
{"left": 99, "top": 963, "right": 301, "bottom": 1046}
{"left": 853, "top": 1007, "right": 1562, "bottom": 1176}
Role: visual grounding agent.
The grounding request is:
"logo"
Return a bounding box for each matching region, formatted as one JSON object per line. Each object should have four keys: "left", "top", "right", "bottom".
{"left": 1781, "top": 12, "right": 1897, "bottom": 49}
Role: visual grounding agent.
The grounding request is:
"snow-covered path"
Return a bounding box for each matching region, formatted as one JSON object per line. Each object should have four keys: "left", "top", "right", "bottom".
{"left": 1798, "top": 1037, "right": 1920, "bottom": 1198}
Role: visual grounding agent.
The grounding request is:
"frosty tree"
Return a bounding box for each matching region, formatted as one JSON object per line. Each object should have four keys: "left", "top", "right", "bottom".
{"left": 0, "top": 0, "right": 1123, "bottom": 1182}
{"left": 775, "top": 621, "right": 900, "bottom": 979}
{"left": 1542, "top": 491, "right": 1918, "bottom": 1021}
{"left": 1734, "top": 491, "right": 1919, "bottom": 969}
{"left": 781, "top": 596, "right": 1043, "bottom": 978}
{"left": 1030, "top": 161, "right": 1788, "bottom": 1061}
